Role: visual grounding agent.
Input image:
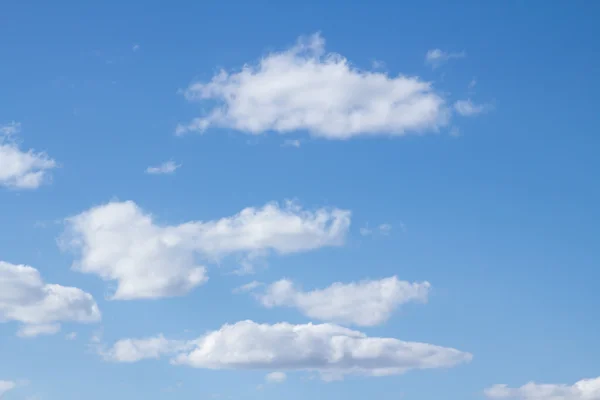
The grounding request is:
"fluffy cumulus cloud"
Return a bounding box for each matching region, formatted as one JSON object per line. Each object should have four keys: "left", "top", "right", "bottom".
{"left": 0, "top": 380, "right": 16, "bottom": 397}
{"left": 485, "top": 377, "right": 600, "bottom": 400}
{"left": 255, "top": 276, "right": 430, "bottom": 326}
{"left": 176, "top": 33, "right": 452, "bottom": 139}
{"left": 61, "top": 200, "right": 350, "bottom": 300}
{"left": 0, "top": 122, "right": 57, "bottom": 189}
{"left": 0, "top": 261, "right": 101, "bottom": 337}
{"left": 103, "top": 320, "right": 471, "bottom": 380}
{"left": 425, "top": 49, "right": 466, "bottom": 69}
{"left": 145, "top": 161, "right": 180, "bottom": 175}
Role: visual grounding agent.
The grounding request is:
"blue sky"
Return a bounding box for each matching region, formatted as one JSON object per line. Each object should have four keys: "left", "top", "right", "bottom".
{"left": 1, "top": 1, "right": 599, "bottom": 399}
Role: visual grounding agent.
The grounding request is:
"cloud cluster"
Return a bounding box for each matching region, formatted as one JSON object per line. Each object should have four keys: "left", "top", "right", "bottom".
{"left": 176, "top": 33, "right": 451, "bottom": 139}
{"left": 102, "top": 320, "right": 471, "bottom": 380}
{"left": 0, "top": 261, "right": 101, "bottom": 337}
{"left": 485, "top": 377, "right": 600, "bottom": 400}
{"left": 0, "top": 123, "right": 57, "bottom": 189}
{"left": 255, "top": 276, "right": 430, "bottom": 326}
{"left": 61, "top": 200, "right": 351, "bottom": 299}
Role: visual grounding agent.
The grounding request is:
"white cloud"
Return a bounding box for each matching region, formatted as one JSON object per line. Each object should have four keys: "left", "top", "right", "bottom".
{"left": 100, "top": 335, "right": 192, "bottom": 363}
{"left": 378, "top": 223, "right": 392, "bottom": 235}
{"left": 425, "top": 49, "right": 466, "bottom": 69}
{"left": 454, "top": 99, "right": 489, "bottom": 116}
{"left": 232, "top": 281, "right": 264, "bottom": 294}
{"left": 66, "top": 332, "right": 77, "bottom": 340}
{"left": 485, "top": 376, "right": 600, "bottom": 400}
{"left": 360, "top": 223, "right": 392, "bottom": 237}
{"left": 0, "top": 261, "right": 101, "bottom": 337}
{"left": 469, "top": 78, "right": 477, "bottom": 89}
{"left": 0, "top": 380, "right": 16, "bottom": 397}
{"left": 256, "top": 276, "right": 430, "bottom": 326}
{"left": 61, "top": 200, "right": 350, "bottom": 300}
{"left": 132, "top": 44, "right": 140, "bottom": 52}
{"left": 103, "top": 320, "right": 471, "bottom": 380}
{"left": 0, "top": 121, "right": 21, "bottom": 137}
{"left": 145, "top": 161, "right": 180, "bottom": 175}
{"left": 282, "top": 139, "right": 301, "bottom": 148}
{"left": 0, "top": 123, "right": 57, "bottom": 189}
{"left": 359, "top": 227, "right": 372, "bottom": 236}
{"left": 176, "top": 33, "right": 451, "bottom": 139}
{"left": 17, "top": 323, "right": 61, "bottom": 338}
{"left": 265, "top": 372, "right": 287, "bottom": 384}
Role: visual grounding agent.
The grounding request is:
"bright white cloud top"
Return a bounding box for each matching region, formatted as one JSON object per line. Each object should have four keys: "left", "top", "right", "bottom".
{"left": 61, "top": 200, "right": 351, "bottom": 300}
{"left": 485, "top": 376, "right": 600, "bottom": 400}
{"left": 0, "top": 122, "right": 57, "bottom": 189}
{"left": 101, "top": 320, "right": 472, "bottom": 380}
{"left": 176, "top": 33, "right": 454, "bottom": 139}
{"left": 255, "top": 276, "right": 431, "bottom": 326}
{"left": 0, "top": 261, "right": 101, "bottom": 337}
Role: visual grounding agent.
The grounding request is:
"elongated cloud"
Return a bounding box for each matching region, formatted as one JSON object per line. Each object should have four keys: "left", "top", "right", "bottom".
{"left": 177, "top": 33, "right": 451, "bottom": 139}
{"left": 256, "top": 276, "right": 431, "bottom": 326}
{"left": 425, "top": 49, "right": 466, "bottom": 69}
{"left": 485, "top": 377, "right": 600, "bottom": 400}
{"left": 145, "top": 161, "right": 180, "bottom": 175}
{"left": 102, "top": 320, "right": 471, "bottom": 380}
{"left": 100, "top": 335, "right": 193, "bottom": 363}
{"left": 62, "top": 200, "right": 351, "bottom": 299}
{"left": 0, "top": 123, "right": 57, "bottom": 189}
{"left": 0, "top": 261, "right": 101, "bottom": 337}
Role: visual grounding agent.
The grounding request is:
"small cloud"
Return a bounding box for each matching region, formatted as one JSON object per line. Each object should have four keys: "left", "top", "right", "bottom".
{"left": 132, "top": 44, "right": 140, "bottom": 52}
{"left": 425, "top": 49, "right": 466, "bottom": 69}
{"left": 0, "top": 380, "right": 17, "bottom": 397}
{"left": 454, "top": 99, "right": 490, "bottom": 116}
{"left": 378, "top": 224, "right": 392, "bottom": 235}
{"left": 468, "top": 78, "right": 477, "bottom": 89}
{"left": 360, "top": 223, "right": 392, "bottom": 236}
{"left": 282, "top": 139, "right": 301, "bottom": 148}
{"left": 450, "top": 127, "right": 461, "bottom": 137}
{"left": 0, "top": 121, "right": 21, "bottom": 137}
{"left": 265, "top": 372, "right": 287, "bottom": 384}
{"left": 145, "top": 161, "right": 180, "bottom": 175}
{"left": 66, "top": 332, "right": 77, "bottom": 340}
{"left": 233, "top": 281, "right": 264, "bottom": 294}
{"left": 359, "top": 227, "right": 372, "bottom": 236}
{"left": 371, "top": 59, "right": 386, "bottom": 69}
{"left": 17, "top": 323, "right": 61, "bottom": 338}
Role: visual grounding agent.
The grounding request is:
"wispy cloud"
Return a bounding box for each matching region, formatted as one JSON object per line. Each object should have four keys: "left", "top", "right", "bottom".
{"left": 282, "top": 139, "right": 301, "bottom": 148}
{"left": 425, "top": 49, "right": 466, "bottom": 69}
{"left": 454, "top": 99, "right": 491, "bottom": 116}
{"left": 145, "top": 161, "right": 180, "bottom": 175}
{"left": 0, "top": 123, "right": 57, "bottom": 189}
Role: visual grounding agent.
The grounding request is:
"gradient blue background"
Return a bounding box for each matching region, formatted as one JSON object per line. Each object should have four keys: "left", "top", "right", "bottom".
{"left": 1, "top": 1, "right": 599, "bottom": 399}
